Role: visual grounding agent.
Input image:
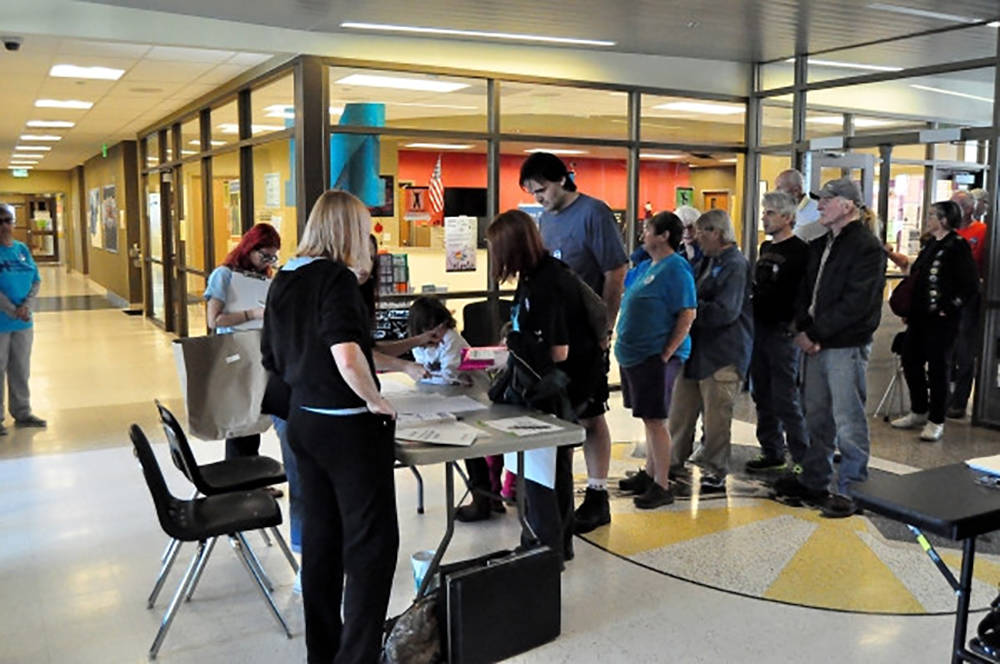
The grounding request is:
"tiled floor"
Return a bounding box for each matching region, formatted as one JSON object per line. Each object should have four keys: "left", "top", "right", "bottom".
{"left": 2, "top": 265, "right": 1000, "bottom": 663}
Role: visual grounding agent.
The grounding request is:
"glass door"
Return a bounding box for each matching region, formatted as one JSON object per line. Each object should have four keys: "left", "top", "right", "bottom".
{"left": 25, "top": 196, "right": 58, "bottom": 263}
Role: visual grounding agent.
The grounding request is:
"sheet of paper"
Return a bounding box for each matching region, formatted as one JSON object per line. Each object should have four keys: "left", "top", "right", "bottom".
{"left": 484, "top": 415, "right": 562, "bottom": 437}
{"left": 435, "top": 395, "right": 489, "bottom": 413}
{"left": 386, "top": 392, "right": 448, "bottom": 413}
{"left": 966, "top": 454, "right": 1000, "bottom": 476}
{"left": 396, "top": 411, "right": 457, "bottom": 428}
{"left": 396, "top": 421, "right": 482, "bottom": 446}
{"left": 504, "top": 448, "right": 557, "bottom": 489}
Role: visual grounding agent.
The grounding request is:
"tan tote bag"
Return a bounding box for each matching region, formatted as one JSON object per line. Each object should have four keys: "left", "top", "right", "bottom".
{"left": 172, "top": 330, "right": 271, "bottom": 440}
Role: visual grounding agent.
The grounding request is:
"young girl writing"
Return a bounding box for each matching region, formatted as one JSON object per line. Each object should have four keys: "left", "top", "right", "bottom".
{"left": 408, "top": 296, "right": 471, "bottom": 385}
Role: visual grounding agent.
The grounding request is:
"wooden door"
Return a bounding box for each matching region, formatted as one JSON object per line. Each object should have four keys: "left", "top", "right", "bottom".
{"left": 703, "top": 190, "right": 731, "bottom": 213}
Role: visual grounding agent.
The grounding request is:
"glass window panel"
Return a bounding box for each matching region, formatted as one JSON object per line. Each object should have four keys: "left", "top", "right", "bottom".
{"left": 761, "top": 96, "right": 793, "bottom": 146}
{"left": 807, "top": 25, "right": 997, "bottom": 84}
{"left": 211, "top": 150, "right": 241, "bottom": 266}
{"left": 164, "top": 126, "right": 174, "bottom": 162}
{"left": 252, "top": 140, "right": 297, "bottom": 251}
{"left": 186, "top": 273, "right": 207, "bottom": 334}
{"left": 876, "top": 161, "right": 925, "bottom": 266}
{"left": 150, "top": 263, "right": 165, "bottom": 322}
{"left": 641, "top": 94, "right": 745, "bottom": 144}
{"left": 210, "top": 98, "right": 240, "bottom": 148}
{"left": 146, "top": 175, "right": 162, "bottom": 260}
{"left": 688, "top": 154, "right": 745, "bottom": 247}
{"left": 501, "top": 83, "right": 626, "bottom": 140}
{"left": 251, "top": 74, "right": 294, "bottom": 138}
{"left": 329, "top": 66, "right": 486, "bottom": 132}
{"left": 180, "top": 116, "right": 201, "bottom": 158}
{"left": 178, "top": 162, "right": 205, "bottom": 272}
{"left": 761, "top": 60, "right": 795, "bottom": 91}
{"left": 144, "top": 133, "right": 159, "bottom": 170}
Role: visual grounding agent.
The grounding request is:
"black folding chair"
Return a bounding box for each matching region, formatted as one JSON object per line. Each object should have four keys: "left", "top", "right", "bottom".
{"left": 129, "top": 424, "right": 292, "bottom": 659}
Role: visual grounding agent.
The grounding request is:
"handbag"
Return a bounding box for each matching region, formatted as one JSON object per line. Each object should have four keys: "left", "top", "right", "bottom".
{"left": 172, "top": 330, "right": 271, "bottom": 440}
{"left": 381, "top": 593, "right": 442, "bottom": 664}
{"left": 888, "top": 267, "right": 919, "bottom": 318}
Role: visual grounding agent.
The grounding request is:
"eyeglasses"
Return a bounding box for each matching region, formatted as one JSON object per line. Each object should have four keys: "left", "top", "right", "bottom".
{"left": 255, "top": 249, "right": 279, "bottom": 263}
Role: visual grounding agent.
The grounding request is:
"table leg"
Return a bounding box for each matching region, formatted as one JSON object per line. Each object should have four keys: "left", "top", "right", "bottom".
{"left": 515, "top": 450, "right": 539, "bottom": 545}
{"left": 953, "top": 537, "right": 983, "bottom": 664}
{"left": 416, "top": 460, "right": 456, "bottom": 599}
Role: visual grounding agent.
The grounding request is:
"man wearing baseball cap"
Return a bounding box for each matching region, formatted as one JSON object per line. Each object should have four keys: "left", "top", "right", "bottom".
{"left": 772, "top": 177, "right": 885, "bottom": 518}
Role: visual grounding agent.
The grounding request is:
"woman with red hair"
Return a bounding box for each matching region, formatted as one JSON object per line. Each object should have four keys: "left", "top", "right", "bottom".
{"left": 204, "top": 222, "right": 281, "bottom": 459}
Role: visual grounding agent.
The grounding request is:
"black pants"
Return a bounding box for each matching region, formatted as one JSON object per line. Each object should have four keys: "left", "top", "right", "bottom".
{"left": 224, "top": 433, "right": 260, "bottom": 459}
{"left": 523, "top": 445, "right": 574, "bottom": 561}
{"left": 950, "top": 292, "right": 981, "bottom": 411}
{"left": 902, "top": 317, "right": 958, "bottom": 424}
{"left": 287, "top": 409, "right": 399, "bottom": 664}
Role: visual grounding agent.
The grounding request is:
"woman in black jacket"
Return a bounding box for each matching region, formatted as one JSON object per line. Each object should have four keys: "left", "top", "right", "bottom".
{"left": 890, "top": 200, "right": 979, "bottom": 442}
{"left": 261, "top": 190, "right": 398, "bottom": 664}
{"left": 487, "top": 209, "right": 603, "bottom": 563}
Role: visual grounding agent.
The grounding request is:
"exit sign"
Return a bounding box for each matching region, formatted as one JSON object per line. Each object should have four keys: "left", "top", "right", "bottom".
{"left": 11, "top": 169, "right": 28, "bottom": 178}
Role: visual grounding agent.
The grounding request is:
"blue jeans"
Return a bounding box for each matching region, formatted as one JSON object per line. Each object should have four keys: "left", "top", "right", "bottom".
{"left": 272, "top": 415, "right": 302, "bottom": 554}
{"left": 750, "top": 323, "right": 808, "bottom": 463}
{"left": 800, "top": 345, "right": 871, "bottom": 496}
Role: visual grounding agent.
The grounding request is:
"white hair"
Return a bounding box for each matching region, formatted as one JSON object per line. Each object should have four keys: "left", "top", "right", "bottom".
{"left": 674, "top": 205, "right": 701, "bottom": 226}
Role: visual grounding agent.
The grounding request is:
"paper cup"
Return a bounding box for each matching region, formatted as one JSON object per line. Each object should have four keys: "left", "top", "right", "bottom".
{"left": 411, "top": 549, "right": 436, "bottom": 592}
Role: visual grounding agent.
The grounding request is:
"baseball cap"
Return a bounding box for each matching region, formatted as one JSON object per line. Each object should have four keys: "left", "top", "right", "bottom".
{"left": 810, "top": 177, "right": 864, "bottom": 207}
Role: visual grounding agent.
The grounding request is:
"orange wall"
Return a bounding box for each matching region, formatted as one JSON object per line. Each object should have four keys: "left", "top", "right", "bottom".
{"left": 397, "top": 151, "right": 690, "bottom": 215}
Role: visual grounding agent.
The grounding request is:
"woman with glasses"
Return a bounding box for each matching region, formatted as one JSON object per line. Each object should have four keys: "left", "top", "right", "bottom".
{"left": 204, "top": 222, "right": 281, "bottom": 460}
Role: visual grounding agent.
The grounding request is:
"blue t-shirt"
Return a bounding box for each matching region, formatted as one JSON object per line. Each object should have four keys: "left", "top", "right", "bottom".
{"left": 614, "top": 253, "right": 697, "bottom": 368}
{"left": 539, "top": 193, "right": 627, "bottom": 295}
{"left": 0, "top": 241, "right": 40, "bottom": 332}
{"left": 204, "top": 265, "right": 236, "bottom": 334}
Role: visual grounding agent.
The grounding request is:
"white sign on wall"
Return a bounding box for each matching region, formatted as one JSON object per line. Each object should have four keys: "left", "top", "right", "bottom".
{"left": 444, "top": 216, "right": 477, "bottom": 273}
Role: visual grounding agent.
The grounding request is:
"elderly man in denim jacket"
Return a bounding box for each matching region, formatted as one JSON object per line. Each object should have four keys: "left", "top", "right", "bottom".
{"left": 668, "top": 209, "right": 752, "bottom": 496}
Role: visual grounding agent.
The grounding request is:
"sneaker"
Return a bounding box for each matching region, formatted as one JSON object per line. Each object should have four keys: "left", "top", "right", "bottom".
{"left": 920, "top": 421, "right": 944, "bottom": 442}
{"left": 675, "top": 474, "right": 727, "bottom": 498}
{"left": 772, "top": 475, "right": 827, "bottom": 505}
{"left": 745, "top": 454, "right": 787, "bottom": 473}
{"left": 819, "top": 494, "right": 860, "bottom": 518}
{"left": 618, "top": 468, "right": 651, "bottom": 494}
{"left": 14, "top": 414, "right": 46, "bottom": 428}
{"left": 891, "top": 412, "right": 928, "bottom": 429}
{"left": 573, "top": 488, "right": 611, "bottom": 534}
{"left": 946, "top": 406, "right": 967, "bottom": 420}
{"left": 633, "top": 481, "right": 674, "bottom": 509}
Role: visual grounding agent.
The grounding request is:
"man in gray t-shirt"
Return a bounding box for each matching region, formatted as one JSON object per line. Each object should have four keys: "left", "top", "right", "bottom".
{"left": 520, "top": 152, "right": 628, "bottom": 535}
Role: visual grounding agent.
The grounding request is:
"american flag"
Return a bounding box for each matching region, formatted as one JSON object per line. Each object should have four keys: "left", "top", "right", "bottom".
{"left": 428, "top": 154, "right": 444, "bottom": 218}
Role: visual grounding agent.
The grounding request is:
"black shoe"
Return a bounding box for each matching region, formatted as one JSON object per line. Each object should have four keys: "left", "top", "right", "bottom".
{"left": 455, "top": 502, "right": 491, "bottom": 522}
{"left": 772, "top": 475, "right": 827, "bottom": 505}
{"left": 745, "top": 454, "right": 787, "bottom": 473}
{"left": 14, "top": 414, "right": 46, "bottom": 428}
{"left": 491, "top": 498, "right": 507, "bottom": 514}
{"left": 819, "top": 494, "right": 860, "bottom": 518}
{"left": 668, "top": 465, "right": 690, "bottom": 482}
{"left": 618, "top": 468, "right": 651, "bottom": 494}
{"left": 634, "top": 481, "right": 675, "bottom": 509}
{"left": 573, "top": 488, "right": 611, "bottom": 534}
{"left": 675, "top": 474, "right": 727, "bottom": 498}
{"left": 947, "top": 406, "right": 967, "bottom": 420}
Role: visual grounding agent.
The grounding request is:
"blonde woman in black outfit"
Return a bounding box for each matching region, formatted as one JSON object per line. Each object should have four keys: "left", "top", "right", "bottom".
{"left": 261, "top": 190, "right": 398, "bottom": 664}
{"left": 890, "top": 200, "right": 979, "bottom": 442}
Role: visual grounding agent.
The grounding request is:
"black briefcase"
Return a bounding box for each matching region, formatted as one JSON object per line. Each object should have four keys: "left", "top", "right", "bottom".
{"left": 439, "top": 546, "right": 561, "bottom": 664}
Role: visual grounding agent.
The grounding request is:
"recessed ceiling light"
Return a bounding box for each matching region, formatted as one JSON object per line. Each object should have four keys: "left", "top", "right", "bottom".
{"left": 20, "top": 134, "right": 62, "bottom": 141}
{"left": 9, "top": 161, "right": 39, "bottom": 166}
{"left": 35, "top": 99, "right": 93, "bottom": 109}
{"left": 14, "top": 145, "right": 51, "bottom": 152}
{"left": 910, "top": 84, "right": 993, "bottom": 102}
{"left": 654, "top": 101, "right": 744, "bottom": 115}
{"left": 335, "top": 73, "right": 469, "bottom": 93}
{"left": 785, "top": 57, "right": 903, "bottom": 72}
{"left": 216, "top": 123, "right": 287, "bottom": 134}
{"left": 10, "top": 157, "right": 41, "bottom": 163}
{"left": 26, "top": 120, "right": 75, "bottom": 128}
{"left": 404, "top": 143, "right": 474, "bottom": 150}
{"left": 49, "top": 64, "right": 125, "bottom": 80}
{"left": 640, "top": 153, "right": 684, "bottom": 160}
{"left": 524, "top": 148, "right": 588, "bottom": 155}
{"left": 340, "top": 21, "right": 615, "bottom": 47}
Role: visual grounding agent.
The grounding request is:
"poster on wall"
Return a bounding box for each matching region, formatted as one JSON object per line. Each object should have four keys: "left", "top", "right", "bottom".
{"left": 675, "top": 186, "right": 694, "bottom": 208}
{"left": 88, "top": 188, "right": 102, "bottom": 248}
{"left": 403, "top": 186, "right": 431, "bottom": 224}
{"left": 368, "top": 175, "right": 394, "bottom": 217}
{"left": 263, "top": 172, "right": 281, "bottom": 208}
{"left": 102, "top": 185, "right": 118, "bottom": 253}
{"left": 444, "top": 216, "right": 477, "bottom": 272}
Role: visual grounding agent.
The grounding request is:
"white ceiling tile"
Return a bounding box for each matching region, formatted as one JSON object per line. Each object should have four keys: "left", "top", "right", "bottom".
{"left": 125, "top": 60, "right": 217, "bottom": 82}
{"left": 195, "top": 63, "right": 253, "bottom": 85}
{"left": 56, "top": 40, "right": 153, "bottom": 59}
{"left": 146, "top": 45, "right": 235, "bottom": 63}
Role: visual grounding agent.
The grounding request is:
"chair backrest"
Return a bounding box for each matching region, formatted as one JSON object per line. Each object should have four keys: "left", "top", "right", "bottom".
{"left": 129, "top": 423, "right": 184, "bottom": 539}
{"left": 155, "top": 400, "right": 204, "bottom": 491}
{"left": 462, "top": 299, "right": 513, "bottom": 347}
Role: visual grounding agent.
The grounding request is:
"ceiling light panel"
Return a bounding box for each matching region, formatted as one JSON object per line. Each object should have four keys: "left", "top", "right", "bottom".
{"left": 524, "top": 148, "right": 588, "bottom": 155}
{"left": 35, "top": 99, "right": 93, "bottom": 109}
{"left": 49, "top": 64, "right": 126, "bottom": 80}
{"left": 639, "top": 153, "right": 684, "bottom": 160}
{"left": 26, "top": 120, "right": 75, "bottom": 128}
{"left": 14, "top": 146, "right": 52, "bottom": 152}
{"left": 792, "top": 58, "right": 903, "bottom": 72}
{"left": 335, "top": 74, "right": 469, "bottom": 93}
{"left": 340, "top": 22, "right": 615, "bottom": 47}
{"left": 910, "top": 84, "right": 993, "bottom": 103}
{"left": 403, "top": 143, "right": 473, "bottom": 150}
{"left": 20, "top": 135, "right": 62, "bottom": 141}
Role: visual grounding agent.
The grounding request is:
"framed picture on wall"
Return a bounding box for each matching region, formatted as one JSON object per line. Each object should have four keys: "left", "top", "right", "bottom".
{"left": 675, "top": 186, "right": 694, "bottom": 208}
{"left": 368, "top": 175, "right": 394, "bottom": 217}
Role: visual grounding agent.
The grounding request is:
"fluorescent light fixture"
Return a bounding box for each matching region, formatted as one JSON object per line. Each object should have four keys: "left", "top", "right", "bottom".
{"left": 807, "top": 116, "right": 897, "bottom": 128}
{"left": 990, "top": 21, "right": 1000, "bottom": 28}
{"left": 336, "top": 73, "right": 469, "bottom": 93}
{"left": 180, "top": 150, "right": 197, "bottom": 155}
{"left": 910, "top": 84, "right": 993, "bottom": 103}
{"left": 26, "top": 120, "right": 75, "bottom": 128}
{"left": 189, "top": 139, "right": 227, "bottom": 146}
{"left": 389, "top": 101, "right": 478, "bottom": 110}
{"left": 217, "top": 123, "right": 287, "bottom": 134}
{"left": 20, "top": 134, "right": 61, "bottom": 141}
{"left": 340, "top": 21, "right": 615, "bottom": 47}
{"left": 654, "top": 101, "right": 744, "bottom": 115}
{"left": 35, "top": 99, "right": 93, "bottom": 109}
{"left": 524, "top": 148, "right": 587, "bottom": 155}
{"left": 639, "top": 153, "right": 684, "bottom": 160}
{"left": 10, "top": 167, "right": 33, "bottom": 172}
{"left": 9, "top": 161, "right": 39, "bottom": 166}
{"left": 866, "top": 3, "right": 980, "bottom": 23}
{"left": 784, "top": 57, "right": 903, "bottom": 72}
{"left": 403, "top": 143, "right": 473, "bottom": 150}
{"left": 719, "top": 158, "right": 738, "bottom": 163}
{"left": 14, "top": 145, "right": 51, "bottom": 152}
{"left": 49, "top": 64, "right": 125, "bottom": 80}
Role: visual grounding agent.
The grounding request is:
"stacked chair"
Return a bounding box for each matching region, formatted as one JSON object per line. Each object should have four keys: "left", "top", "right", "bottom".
{"left": 129, "top": 401, "right": 299, "bottom": 659}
